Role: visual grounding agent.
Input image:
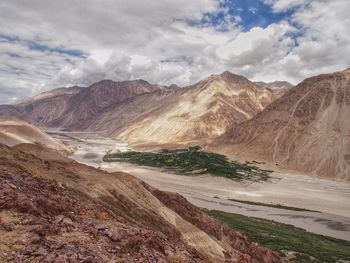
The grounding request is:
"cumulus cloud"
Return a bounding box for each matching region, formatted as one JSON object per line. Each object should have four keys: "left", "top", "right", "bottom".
{"left": 263, "top": 0, "right": 309, "bottom": 12}
{"left": 223, "top": 0, "right": 350, "bottom": 82}
{"left": 271, "top": 0, "right": 350, "bottom": 81}
{"left": 217, "top": 22, "right": 295, "bottom": 66}
{"left": 0, "top": 0, "right": 349, "bottom": 103}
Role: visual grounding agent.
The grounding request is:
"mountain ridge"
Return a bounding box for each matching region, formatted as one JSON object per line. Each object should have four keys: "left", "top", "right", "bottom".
{"left": 0, "top": 71, "right": 275, "bottom": 148}
{"left": 0, "top": 79, "right": 163, "bottom": 127}
{"left": 115, "top": 71, "right": 274, "bottom": 147}
{"left": 210, "top": 68, "right": 350, "bottom": 181}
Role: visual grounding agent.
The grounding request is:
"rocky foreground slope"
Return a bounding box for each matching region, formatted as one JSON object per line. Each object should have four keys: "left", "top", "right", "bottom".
{"left": 212, "top": 69, "right": 350, "bottom": 181}
{"left": 0, "top": 143, "right": 285, "bottom": 263}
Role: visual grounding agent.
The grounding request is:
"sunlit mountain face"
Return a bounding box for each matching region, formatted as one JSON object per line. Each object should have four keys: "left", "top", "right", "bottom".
{"left": 0, "top": 0, "right": 349, "bottom": 104}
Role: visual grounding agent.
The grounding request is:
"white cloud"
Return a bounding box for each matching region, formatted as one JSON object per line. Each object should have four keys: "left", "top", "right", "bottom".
{"left": 264, "top": 0, "right": 309, "bottom": 12}
{"left": 217, "top": 22, "right": 294, "bottom": 59}
{"left": 0, "top": 0, "right": 349, "bottom": 103}
{"left": 270, "top": 0, "right": 350, "bottom": 81}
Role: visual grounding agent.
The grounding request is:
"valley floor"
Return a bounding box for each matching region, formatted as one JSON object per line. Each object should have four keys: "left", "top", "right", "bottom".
{"left": 49, "top": 130, "right": 350, "bottom": 241}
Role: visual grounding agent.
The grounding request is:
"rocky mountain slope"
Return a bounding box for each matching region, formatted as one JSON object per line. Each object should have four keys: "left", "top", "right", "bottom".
{"left": 212, "top": 69, "right": 350, "bottom": 181}
{"left": 116, "top": 71, "right": 273, "bottom": 148}
{"left": 0, "top": 143, "right": 285, "bottom": 263}
{"left": 14, "top": 86, "right": 84, "bottom": 106}
{"left": 254, "top": 81, "right": 293, "bottom": 99}
{"left": 0, "top": 79, "right": 163, "bottom": 127}
{"left": 0, "top": 118, "right": 71, "bottom": 154}
{"left": 73, "top": 88, "right": 176, "bottom": 134}
{"left": 50, "top": 79, "right": 164, "bottom": 128}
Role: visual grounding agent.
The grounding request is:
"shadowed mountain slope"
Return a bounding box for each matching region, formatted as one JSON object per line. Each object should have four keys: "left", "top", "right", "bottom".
{"left": 0, "top": 79, "right": 163, "bottom": 127}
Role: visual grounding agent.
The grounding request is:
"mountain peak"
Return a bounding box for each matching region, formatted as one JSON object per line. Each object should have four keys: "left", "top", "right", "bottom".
{"left": 219, "top": 71, "right": 247, "bottom": 79}
{"left": 219, "top": 71, "right": 252, "bottom": 85}
{"left": 220, "top": 70, "right": 233, "bottom": 76}
{"left": 204, "top": 71, "right": 249, "bottom": 85}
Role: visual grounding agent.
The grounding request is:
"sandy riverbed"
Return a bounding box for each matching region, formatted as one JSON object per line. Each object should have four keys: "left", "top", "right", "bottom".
{"left": 49, "top": 130, "right": 350, "bottom": 241}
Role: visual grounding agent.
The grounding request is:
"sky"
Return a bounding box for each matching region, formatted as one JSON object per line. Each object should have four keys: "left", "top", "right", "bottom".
{"left": 0, "top": 0, "right": 349, "bottom": 104}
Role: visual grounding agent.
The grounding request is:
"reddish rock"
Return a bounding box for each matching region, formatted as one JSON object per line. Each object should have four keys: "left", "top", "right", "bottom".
{"left": 0, "top": 143, "right": 287, "bottom": 263}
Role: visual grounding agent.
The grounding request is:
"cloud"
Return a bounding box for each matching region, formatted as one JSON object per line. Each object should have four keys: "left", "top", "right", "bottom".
{"left": 217, "top": 0, "right": 350, "bottom": 83}
{"left": 0, "top": 85, "right": 29, "bottom": 104}
{"left": 0, "top": 0, "right": 349, "bottom": 103}
{"left": 263, "top": 0, "right": 309, "bottom": 12}
{"left": 271, "top": 0, "right": 350, "bottom": 81}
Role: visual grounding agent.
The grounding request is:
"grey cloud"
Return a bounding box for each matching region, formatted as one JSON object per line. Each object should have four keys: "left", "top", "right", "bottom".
{"left": 0, "top": 85, "right": 31, "bottom": 104}
{"left": 0, "top": 0, "right": 349, "bottom": 104}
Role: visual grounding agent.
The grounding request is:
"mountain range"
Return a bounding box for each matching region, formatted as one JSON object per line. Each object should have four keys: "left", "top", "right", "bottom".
{"left": 117, "top": 71, "right": 274, "bottom": 148}
{"left": 0, "top": 71, "right": 276, "bottom": 148}
{"left": 0, "top": 69, "right": 349, "bottom": 181}
{"left": 1, "top": 67, "right": 349, "bottom": 262}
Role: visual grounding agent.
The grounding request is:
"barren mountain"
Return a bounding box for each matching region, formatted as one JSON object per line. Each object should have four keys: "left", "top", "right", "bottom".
{"left": 72, "top": 88, "right": 176, "bottom": 133}
{"left": 0, "top": 143, "right": 284, "bottom": 263}
{"left": 116, "top": 71, "right": 273, "bottom": 147}
{"left": 254, "top": 81, "right": 293, "bottom": 99}
{"left": 212, "top": 69, "right": 350, "bottom": 181}
{"left": 0, "top": 118, "right": 71, "bottom": 153}
{"left": 14, "top": 86, "right": 84, "bottom": 105}
{"left": 0, "top": 72, "right": 274, "bottom": 148}
{"left": 50, "top": 79, "right": 164, "bottom": 128}
{"left": 0, "top": 79, "right": 163, "bottom": 127}
{"left": 0, "top": 92, "right": 80, "bottom": 126}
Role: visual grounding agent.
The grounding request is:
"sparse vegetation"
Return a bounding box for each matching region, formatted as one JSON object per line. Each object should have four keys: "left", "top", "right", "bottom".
{"left": 226, "top": 198, "right": 318, "bottom": 212}
{"left": 207, "top": 210, "right": 350, "bottom": 263}
{"left": 103, "top": 146, "right": 272, "bottom": 182}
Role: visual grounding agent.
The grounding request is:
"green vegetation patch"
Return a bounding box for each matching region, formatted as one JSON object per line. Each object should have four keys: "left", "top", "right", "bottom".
{"left": 226, "top": 198, "right": 318, "bottom": 212}
{"left": 207, "top": 210, "right": 350, "bottom": 263}
{"left": 103, "top": 146, "right": 272, "bottom": 182}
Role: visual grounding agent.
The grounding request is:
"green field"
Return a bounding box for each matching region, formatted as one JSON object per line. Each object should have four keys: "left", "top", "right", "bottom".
{"left": 103, "top": 146, "right": 272, "bottom": 182}
{"left": 207, "top": 210, "right": 350, "bottom": 263}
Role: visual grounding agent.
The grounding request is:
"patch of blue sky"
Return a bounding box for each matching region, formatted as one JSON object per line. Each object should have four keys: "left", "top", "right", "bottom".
{"left": 6, "top": 52, "right": 21, "bottom": 58}
{"left": 285, "top": 29, "right": 306, "bottom": 46}
{"left": 0, "top": 33, "right": 19, "bottom": 42}
{"left": 0, "top": 32, "right": 86, "bottom": 58}
{"left": 192, "top": 0, "right": 296, "bottom": 32}
{"left": 28, "top": 42, "right": 86, "bottom": 57}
